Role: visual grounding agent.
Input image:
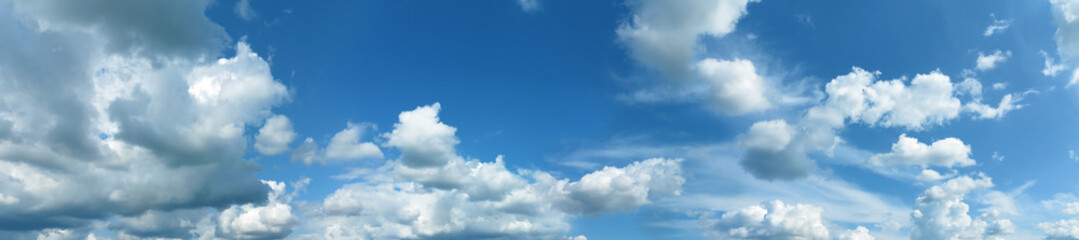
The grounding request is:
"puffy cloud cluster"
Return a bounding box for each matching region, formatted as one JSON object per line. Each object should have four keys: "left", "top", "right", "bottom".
{"left": 617, "top": 0, "right": 758, "bottom": 79}
{"left": 290, "top": 122, "right": 383, "bottom": 165}
{"left": 216, "top": 180, "right": 299, "bottom": 240}
{"left": 104, "top": 179, "right": 304, "bottom": 239}
{"left": 300, "top": 103, "right": 686, "bottom": 239}
{"left": 1039, "top": 194, "right": 1079, "bottom": 239}
{"left": 696, "top": 58, "right": 772, "bottom": 114}
{"left": 739, "top": 67, "right": 974, "bottom": 180}
{"left": 0, "top": 0, "right": 300, "bottom": 237}
{"left": 869, "top": 134, "right": 975, "bottom": 168}
{"left": 616, "top": 0, "right": 774, "bottom": 115}
{"left": 910, "top": 175, "right": 1013, "bottom": 240}
{"left": 255, "top": 115, "right": 297, "bottom": 155}
{"left": 701, "top": 200, "right": 875, "bottom": 240}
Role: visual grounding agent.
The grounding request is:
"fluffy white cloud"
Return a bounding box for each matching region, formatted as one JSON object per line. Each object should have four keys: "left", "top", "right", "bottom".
{"left": 808, "top": 67, "right": 962, "bottom": 130}
{"left": 869, "top": 134, "right": 975, "bottom": 168}
{"left": 740, "top": 119, "right": 794, "bottom": 152}
{"left": 383, "top": 103, "right": 460, "bottom": 168}
{"left": 325, "top": 122, "right": 383, "bottom": 161}
{"left": 255, "top": 115, "right": 297, "bottom": 155}
{"left": 617, "top": 0, "right": 759, "bottom": 79}
{"left": 216, "top": 180, "right": 299, "bottom": 240}
{"left": 1040, "top": 219, "right": 1079, "bottom": 239}
{"left": 976, "top": 50, "right": 1011, "bottom": 71}
{"left": 965, "top": 94, "right": 1022, "bottom": 119}
{"left": 911, "top": 174, "right": 1013, "bottom": 240}
{"left": 287, "top": 122, "right": 384, "bottom": 166}
{"left": 984, "top": 14, "right": 1011, "bottom": 37}
{"left": 696, "top": 58, "right": 772, "bottom": 114}
{"left": 615, "top": 0, "right": 776, "bottom": 115}
{"left": 738, "top": 67, "right": 972, "bottom": 180}
{"left": 299, "top": 103, "right": 686, "bottom": 239}
{"left": 838, "top": 226, "right": 875, "bottom": 240}
{"left": 702, "top": 200, "right": 832, "bottom": 240}
{"left": 916, "top": 169, "right": 958, "bottom": 182}
{"left": 0, "top": 0, "right": 289, "bottom": 235}
{"left": 1051, "top": 0, "right": 1079, "bottom": 60}
{"left": 1039, "top": 194, "right": 1079, "bottom": 239}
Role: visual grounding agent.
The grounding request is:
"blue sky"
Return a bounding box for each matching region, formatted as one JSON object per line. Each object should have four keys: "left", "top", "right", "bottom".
{"left": 4, "top": 0, "right": 1079, "bottom": 239}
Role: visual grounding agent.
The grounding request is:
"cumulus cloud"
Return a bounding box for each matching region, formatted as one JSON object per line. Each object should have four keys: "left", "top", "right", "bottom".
{"left": 615, "top": 0, "right": 777, "bottom": 115}
{"left": 1051, "top": 0, "right": 1079, "bottom": 60}
{"left": 700, "top": 200, "right": 878, "bottom": 240}
{"left": 910, "top": 174, "right": 1013, "bottom": 240}
{"left": 0, "top": 0, "right": 289, "bottom": 234}
{"left": 216, "top": 180, "right": 299, "bottom": 239}
{"left": 255, "top": 115, "right": 296, "bottom": 155}
{"left": 703, "top": 200, "right": 830, "bottom": 239}
{"left": 869, "top": 134, "right": 975, "bottom": 168}
{"left": 383, "top": 103, "right": 460, "bottom": 168}
{"left": 976, "top": 50, "right": 1011, "bottom": 71}
{"left": 617, "top": 0, "right": 759, "bottom": 79}
{"left": 104, "top": 179, "right": 303, "bottom": 239}
{"left": 696, "top": 58, "right": 772, "bottom": 114}
{"left": 917, "top": 169, "right": 956, "bottom": 182}
{"left": 297, "top": 103, "right": 687, "bottom": 239}
{"left": 1039, "top": 194, "right": 1079, "bottom": 239}
{"left": 286, "top": 122, "right": 383, "bottom": 165}
{"left": 324, "top": 122, "right": 383, "bottom": 161}
{"left": 838, "top": 226, "right": 876, "bottom": 240}
{"left": 738, "top": 67, "right": 973, "bottom": 180}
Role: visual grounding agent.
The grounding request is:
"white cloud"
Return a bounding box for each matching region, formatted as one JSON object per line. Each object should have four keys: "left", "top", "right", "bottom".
{"left": 957, "top": 77, "right": 984, "bottom": 100}
{"left": 965, "top": 94, "right": 1022, "bottom": 119}
{"left": 738, "top": 67, "right": 969, "bottom": 180}
{"left": 235, "top": 0, "right": 258, "bottom": 21}
{"left": 911, "top": 174, "right": 1013, "bottom": 240}
{"left": 976, "top": 50, "right": 1011, "bottom": 71}
{"left": 983, "top": 14, "right": 1012, "bottom": 37}
{"left": 869, "top": 134, "right": 975, "bottom": 168}
{"left": 917, "top": 169, "right": 955, "bottom": 182}
{"left": 1039, "top": 193, "right": 1079, "bottom": 239}
{"left": 1051, "top": 0, "right": 1079, "bottom": 60}
{"left": 991, "top": 152, "right": 1005, "bottom": 162}
{"left": 703, "top": 200, "right": 830, "bottom": 239}
{"left": 617, "top": 0, "right": 759, "bottom": 79}
{"left": 838, "top": 226, "right": 875, "bottom": 240}
{"left": 291, "top": 137, "right": 320, "bottom": 165}
{"left": 517, "top": 0, "right": 541, "bottom": 12}
{"left": 1040, "top": 219, "right": 1079, "bottom": 239}
{"left": 298, "top": 104, "right": 686, "bottom": 239}
{"left": 0, "top": 0, "right": 293, "bottom": 233}
{"left": 216, "top": 180, "right": 299, "bottom": 240}
{"left": 1042, "top": 50, "right": 1067, "bottom": 77}
{"left": 991, "top": 82, "right": 1007, "bottom": 90}
{"left": 740, "top": 119, "right": 794, "bottom": 152}
{"left": 325, "top": 122, "right": 383, "bottom": 161}
{"left": 696, "top": 58, "right": 772, "bottom": 114}
{"left": 383, "top": 103, "right": 460, "bottom": 168}
{"left": 255, "top": 115, "right": 296, "bottom": 155}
